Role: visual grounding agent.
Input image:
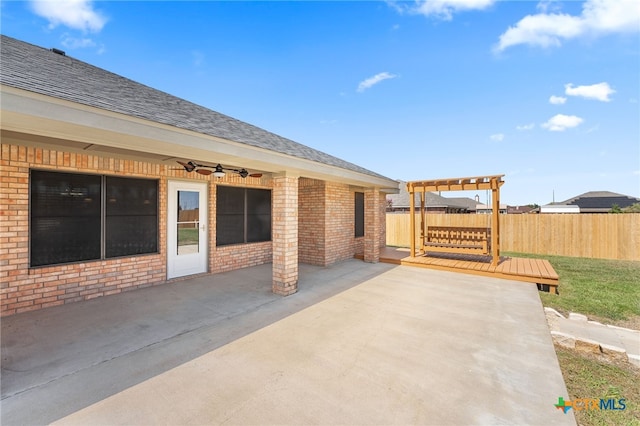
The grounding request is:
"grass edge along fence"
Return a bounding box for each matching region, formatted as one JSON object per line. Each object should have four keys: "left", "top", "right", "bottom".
{"left": 385, "top": 213, "right": 639, "bottom": 261}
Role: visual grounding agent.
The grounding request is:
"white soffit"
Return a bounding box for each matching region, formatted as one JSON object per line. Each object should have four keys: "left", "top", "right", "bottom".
{"left": 1, "top": 86, "right": 398, "bottom": 191}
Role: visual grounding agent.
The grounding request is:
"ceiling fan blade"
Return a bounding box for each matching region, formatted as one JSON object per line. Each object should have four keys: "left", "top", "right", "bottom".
{"left": 176, "top": 161, "right": 196, "bottom": 172}
{"left": 249, "top": 173, "right": 263, "bottom": 178}
{"left": 196, "top": 169, "right": 212, "bottom": 175}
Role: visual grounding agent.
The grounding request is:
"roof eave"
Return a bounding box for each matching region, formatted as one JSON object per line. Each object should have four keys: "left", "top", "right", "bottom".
{"left": 1, "top": 85, "right": 399, "bottom": 191}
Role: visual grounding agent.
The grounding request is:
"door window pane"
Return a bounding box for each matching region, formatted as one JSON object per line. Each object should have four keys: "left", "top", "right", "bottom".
{"left": 177, "top": 191, "right": 200, "bottom": 255}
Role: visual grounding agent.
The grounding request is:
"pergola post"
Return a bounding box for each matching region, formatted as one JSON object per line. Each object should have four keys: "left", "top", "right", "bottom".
{"left": 409, "top": 183, "right": 415, "bottom": 257}
{"left": 491, "top": 182, "right": 500, "bottom": 267}
{"left": 420, "top": 189, "right": 426, "bottom": 255}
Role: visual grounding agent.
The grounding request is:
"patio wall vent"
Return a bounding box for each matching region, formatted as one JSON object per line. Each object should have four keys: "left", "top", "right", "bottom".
{"left": 50, "top": 48, "right": 66, "bottom": 56}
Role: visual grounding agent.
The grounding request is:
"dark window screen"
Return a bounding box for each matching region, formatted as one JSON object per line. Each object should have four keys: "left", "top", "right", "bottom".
{"left": 247, "top": 189, "right": 272, "bottom": 242}
{"left": 216, "top": 186, "right": 245, "bottom": 246}
{"left": 217, "top": 186, "right": 271, "bottom": 246}
{"left": 30, "top": 170, "right": 102, "bottom": 266}
{"left": 105, "top": 176, "right": 158, "bottom": 258}
{"left": 355, "top": 192, "right": 365, "bottom": 237}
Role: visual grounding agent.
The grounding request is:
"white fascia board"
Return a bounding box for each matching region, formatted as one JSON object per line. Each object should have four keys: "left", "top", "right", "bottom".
{"left": 1, "top": 86, "right": 398, "bottom": 191}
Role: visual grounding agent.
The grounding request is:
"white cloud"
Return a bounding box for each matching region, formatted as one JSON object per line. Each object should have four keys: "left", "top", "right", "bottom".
{"left": 390, "top": 0, "right": 495, "bottom": 21}
{"left": 61, "top": 36, "right": 95, "bottom": 49}
{"left": 192, "top": 50, "right": 205, "bottom": 67}
{"left": 541, "top": 114, "right": 584, "bottom": 131}
{"left": 490, "top": 133, "right": 505, "bottom": 142}
{"left": 549, "top": 95, "right": 567, "bottom": 105}
{"left": 536, "top": 1, "right": 563, "bottom": 14}
{"left": 565, "top": 82, "right": 615, "bottom": 102}
{"left": 516, "top": 123, "right": 535, "bottom": 131}
{"left": 495, "top": 0, "right": 640, "bottom": 51}
{"left": 30, "top": 0, "right": 107, "bottom": 32}
{"left": 357, "top": 72, "right": 397, "bottom": 92}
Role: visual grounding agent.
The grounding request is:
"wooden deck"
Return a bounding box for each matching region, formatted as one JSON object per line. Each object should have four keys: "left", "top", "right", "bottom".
{"left": 356, "top": 247, "right": 559, "bottom": 294}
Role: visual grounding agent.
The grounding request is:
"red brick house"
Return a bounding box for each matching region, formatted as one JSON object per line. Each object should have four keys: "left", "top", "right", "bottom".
{"left": 0, "top": 36, "right": 398, "bottom": 316}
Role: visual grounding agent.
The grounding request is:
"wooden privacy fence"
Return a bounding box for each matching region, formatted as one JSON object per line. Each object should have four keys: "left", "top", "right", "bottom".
{"left": 386, "top": 213, "right": 640, "bottom": 261}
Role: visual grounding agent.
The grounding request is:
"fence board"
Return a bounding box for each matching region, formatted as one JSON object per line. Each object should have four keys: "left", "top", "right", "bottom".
{"left": 385, "top": 213, "right": 639, "bottom": 261}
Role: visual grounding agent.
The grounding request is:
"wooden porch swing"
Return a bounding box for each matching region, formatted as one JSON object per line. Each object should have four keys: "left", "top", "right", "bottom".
{"left": 407, "top": 175, "right": 504, "bottom": 267}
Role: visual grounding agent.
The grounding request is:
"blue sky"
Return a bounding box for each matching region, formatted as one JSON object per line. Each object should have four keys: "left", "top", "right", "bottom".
{"left": 2, "top": 0, "right": 639, "bottom": 205}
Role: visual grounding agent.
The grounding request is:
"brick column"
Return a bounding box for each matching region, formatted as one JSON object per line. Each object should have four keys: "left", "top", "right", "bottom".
{"left": 364, "top": 188, "right": 381, "bottom": 263}
{"left": 272, "top": 173, "right": 299, "bottom": 295}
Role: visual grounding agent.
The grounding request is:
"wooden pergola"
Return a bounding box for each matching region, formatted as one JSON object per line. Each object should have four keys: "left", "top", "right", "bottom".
{"left": 407, "top": 174, "right": 505, "bottom": 266}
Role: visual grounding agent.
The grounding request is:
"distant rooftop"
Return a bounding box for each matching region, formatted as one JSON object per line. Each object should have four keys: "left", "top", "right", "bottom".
{"left": 557, "top": 191, "right": 640, "bottom": 212}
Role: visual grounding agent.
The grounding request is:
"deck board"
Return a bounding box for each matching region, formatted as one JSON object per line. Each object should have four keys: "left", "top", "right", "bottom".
{"left": 358, "top": 247, "right": 559, "bottom": 293}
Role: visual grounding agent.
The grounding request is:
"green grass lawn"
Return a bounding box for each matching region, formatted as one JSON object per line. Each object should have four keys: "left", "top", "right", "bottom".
{"left": 504, "top": 252, "right": 640, "bottom": 426}
{"left": 504, "top": 252, "right": 640, "bottom": 326}
{"left": 178, "top": 228, "right": 199, "bottom": 245}
{"left": 555, "top": 346, "right": 640, "bottom": 426}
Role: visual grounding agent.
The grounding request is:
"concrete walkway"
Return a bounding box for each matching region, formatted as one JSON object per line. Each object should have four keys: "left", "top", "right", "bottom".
{"left": 1, "top": 260, "right": 575, "bottom": 425}
{"left": 546, "top": 308, "right": 640, "bottom": 367}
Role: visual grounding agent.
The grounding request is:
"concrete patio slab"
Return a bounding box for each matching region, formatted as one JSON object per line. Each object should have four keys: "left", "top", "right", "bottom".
{"left": 1, "top": 260, "right": 575, "bottom": 425}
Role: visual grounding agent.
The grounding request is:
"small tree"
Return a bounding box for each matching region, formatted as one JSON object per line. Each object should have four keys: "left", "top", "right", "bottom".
{"left": 610, "top": 204, "right": 623, "bottom": 213}
{"left": 622, "top": 202, "right": 640, "bottom": 213}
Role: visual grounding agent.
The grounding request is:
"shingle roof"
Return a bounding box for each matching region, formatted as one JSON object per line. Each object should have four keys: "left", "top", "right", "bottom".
{"left": 559, "top": 191, "right": 640, "bottom": 210}
{"left": 0, "top": 35, "right": 391, "bottom": 181}
{"left": 446, "top": 197, "right": 479, "bottom": 210}
{"left": 387, "top": 181, "right": 464, "bottom": 209}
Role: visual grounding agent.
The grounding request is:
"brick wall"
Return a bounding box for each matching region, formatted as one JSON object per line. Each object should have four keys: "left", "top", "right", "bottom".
{"left": 325, "top": 182, "right": 358, "bottom": 264}
{"left": 272, "top": 175, "right": 298, "bottom": 295}
{"left": 0, "top": 143, "right": 169, "bottom": 316}
{"left": 1, "top": 141, "right": 387, "bottom": 316}
{"left": 364, "top": 189, "right": 381, "bottom": 262}
{"left": 209, "top": 182, "right": 273, "bottom": 274}
{"left": 298, "top": 178, "right": 326, "bottom": 265}
{"left": 298, "top": 179, "right": 363, "bottom": 266}
{"left": 0, "top": 142, "right": 274, "bottom": 316}
{"left": 379, "top": 192, "right": 387, "bottom": 249}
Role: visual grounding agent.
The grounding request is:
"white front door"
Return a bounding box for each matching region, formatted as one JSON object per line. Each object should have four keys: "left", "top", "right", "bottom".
{"left": 167, "top": 181, "right": 208, "bottom": 279}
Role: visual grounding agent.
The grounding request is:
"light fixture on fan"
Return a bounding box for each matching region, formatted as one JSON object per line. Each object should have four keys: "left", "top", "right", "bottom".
{"left": 213, "top": 164, "right": 225, "bottom": 178}
{"left": 175, "top": 161, "right": 262, "bottom": 178}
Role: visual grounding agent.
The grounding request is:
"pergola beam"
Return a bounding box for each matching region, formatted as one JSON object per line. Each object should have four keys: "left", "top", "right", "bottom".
{"left": 407, "top": 175, "right": 504, "bottom": 192}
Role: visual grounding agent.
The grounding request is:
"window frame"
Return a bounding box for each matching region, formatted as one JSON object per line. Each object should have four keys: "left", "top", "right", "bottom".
{"left": 216, "top": 185, "right": 272, "bottom": 247}
{"left": 355, "top": 191, "right": 365, "bottom": 238}
{"left": 29, "top": 169, "right": 159, "bottom": 268}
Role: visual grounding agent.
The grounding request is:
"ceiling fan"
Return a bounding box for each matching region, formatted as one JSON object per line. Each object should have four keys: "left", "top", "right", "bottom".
{"left": 175, "top": 161, "right": 262, "bottom": 178}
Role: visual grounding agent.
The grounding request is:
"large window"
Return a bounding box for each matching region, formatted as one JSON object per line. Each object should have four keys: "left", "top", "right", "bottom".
{"left": 355, "top": 192, "right": 365, "bottom": 237}
{"left": 105, "top": 176, "right": 159, "bottom": 258}
{"left": 30, "top": 170, "right": 158, "bottom": 267}
{"left": 216, "top": 186, "right": 271, "bottom": 246}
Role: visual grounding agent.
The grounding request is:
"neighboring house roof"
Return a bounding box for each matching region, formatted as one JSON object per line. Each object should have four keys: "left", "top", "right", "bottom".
{"left": 476, "top": 203, "right": 507, "bottom": 210}
{"left": 387, "top": 181, "right": 470, "bottom": 209}
{"left": 507, "top": 205, "right": 534, "bottom": 214}
{"left": 446, "top": 197, "right": 479, "bottom": 211}
{"left": 0, "top": 35, "right": 396, "bottom": 189}
{"left": 556, "top": 191, "right": 640, "bottom": 213}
